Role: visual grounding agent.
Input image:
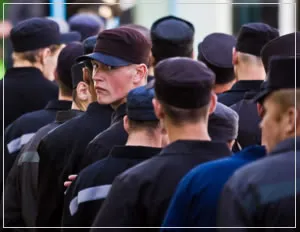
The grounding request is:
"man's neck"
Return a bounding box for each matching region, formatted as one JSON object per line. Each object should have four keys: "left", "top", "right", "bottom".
{"left": 126, "top": 131, "right": 161, "bottom": 148}
{"left": 236, "top": 65, "right": 265, "bottom": 81}
{"left": 166, "top": 121, "right": 211, "bottom": 144}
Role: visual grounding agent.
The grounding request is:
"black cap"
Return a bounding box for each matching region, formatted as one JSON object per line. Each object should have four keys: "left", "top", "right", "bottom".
{"left": 235, "top": 22, "right": 279, "bottom": 57}
{"left": 208, "top": 102, "right": 239, "bottom": 142}
{"left": 127, "top": 86, "right": 158, "bottom": 121}
{"left": 151, "top": 15, "right": 195, "bottom": 62}
{"left": 60, "top": 31, "right": 82, "bottom": 44}
{"left": 261, "top": 32, "right": 300, "bottom": 73}
{"left": 10, "top": 17, "right": 62, "bottom": 52}
{"left": 198, "top": 33, "right": 236, "bottom": 84}
{"left": 253, "top": 56, "right": 299, "bottom": 103}
{"left": 154, "top": 57, "right": 215, "bottom": 109}
{"left": 56, "top": 42, "right": 84, "bottom": 90}
{"left": 78, "top": 27, "right": 151, "bottom": 67}
{"left": 68, "top": 13, "right": 104, "bottom": 41}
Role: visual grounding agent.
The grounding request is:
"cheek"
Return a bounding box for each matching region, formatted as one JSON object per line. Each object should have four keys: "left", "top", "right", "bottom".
{"left": 109, "top": 74, "right": 132, "bottom": 95}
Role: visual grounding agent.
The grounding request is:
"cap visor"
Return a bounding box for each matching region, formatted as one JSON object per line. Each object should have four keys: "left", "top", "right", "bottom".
{"left": 60, "top": 31, "right": 82, "bottom": 44}
{"left": 76, "top": 52, "right": 132, "bottom": 67}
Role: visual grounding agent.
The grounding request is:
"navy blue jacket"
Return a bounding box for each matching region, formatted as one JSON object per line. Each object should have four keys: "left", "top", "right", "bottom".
{"left": 218, "top": 137, "right": 299, "bottom": 229}
{"left": 161, "top": 145, "right": 266, "bottom": 231}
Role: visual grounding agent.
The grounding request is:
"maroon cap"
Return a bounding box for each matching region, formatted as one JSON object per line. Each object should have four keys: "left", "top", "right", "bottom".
{"left": 77, "top": 27, "right": 152, "bottom": 66}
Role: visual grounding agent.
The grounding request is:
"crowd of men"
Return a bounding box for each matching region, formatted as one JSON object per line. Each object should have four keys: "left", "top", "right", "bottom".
{"left": 0, "top": 13, "right": 298, "bottom": 231}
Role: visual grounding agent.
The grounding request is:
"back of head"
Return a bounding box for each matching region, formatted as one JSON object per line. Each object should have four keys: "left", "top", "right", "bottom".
{"left": 235, "top": 22, "right": 279, "bottom": 58}
{"left": 261, "top": 32, "right": 300, "bottom": 73}
{"left": 208, "top": 102, "right": 239, "bottom": 143}
{"left": 151, "top": 16, "right": 194, "bottom": 65}
{"left": 198, "top": 33, "right": 236, "bottom": 84}
{"left": 126, "top": 85, "right": 159, "bottom": 132}
{"left": 10, "top": 17, "right": 61, "bottom": 53}
{"left": 154, "top": 57, "right": 215, "bottom": 125}
{"left": 68, "top": 13, "right": 104, "bottom": 41}
{"left": 56, "top": 42, "right": 84, "bottom": 96}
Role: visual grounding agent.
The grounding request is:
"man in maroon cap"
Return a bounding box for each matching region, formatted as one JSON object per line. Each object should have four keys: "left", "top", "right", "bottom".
{"left": 35, "top": 27, "right": 151, "bottom": 227}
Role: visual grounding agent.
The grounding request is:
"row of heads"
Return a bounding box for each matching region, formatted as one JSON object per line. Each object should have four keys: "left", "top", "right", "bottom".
{"left": 11, "top": 15, "right": 299, "bottom": 107}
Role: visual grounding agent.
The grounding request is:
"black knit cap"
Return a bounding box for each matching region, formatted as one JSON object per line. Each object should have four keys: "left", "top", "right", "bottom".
{"left": 151, "top": 15, "right": 195, "bottom": 63}
{"left": 154, "top": 57, "right": 215, "bottom": 109}
{"left": 253, "top": 56, "right": 299, "bottom": 103}
{"left": 235, "top": 22, "right": 279, "bottom": 57}
{"left": 10, "top": 17, "right": 62, "bottom": 52}
{"left": 77, "top": 27, "right": 151, "bottom": 66}
{"left": 127, "top": 86, "right": 158, "bottom": 121}
{"left": 261, "top": 32, "right": 300, "bottom": 73}
{"left": 198, "top": 33, "right": 236, "bottom": 84}
{"left": 56, "top": 42, "right": 84, "bottom": 90}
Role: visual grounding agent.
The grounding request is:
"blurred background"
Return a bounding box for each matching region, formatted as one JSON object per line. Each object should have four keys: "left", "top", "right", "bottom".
{"left": 0, "top": 0, "right": 297, "bottom": 79}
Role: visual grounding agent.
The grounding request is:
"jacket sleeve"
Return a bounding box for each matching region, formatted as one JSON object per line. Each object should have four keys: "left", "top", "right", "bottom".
{"left": 36, "top": 139, "right": 62, "bottom": 227}
{"left": 90, "top": 174, "right": 142, "bottom": 230}
{"left": 3, "top": 154, "right": 26, "bottom": 228}
{"left": 217, "top": 177, "right": 253, "bottom": 230}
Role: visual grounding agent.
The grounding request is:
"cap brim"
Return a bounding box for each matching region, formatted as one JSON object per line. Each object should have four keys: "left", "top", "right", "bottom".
{"left": 60, "top": 31, "right": 82, "bottom": 44}
{"left": 76, "top": 52, "right": 132, "bottom": 67}
{"left": 251, "top": 89, "right": 271, "bottom": 103}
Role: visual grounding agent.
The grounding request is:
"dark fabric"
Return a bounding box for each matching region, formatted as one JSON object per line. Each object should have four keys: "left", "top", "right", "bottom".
{"left": 57, "top": 42, "right": 84, "bottom": 90}
{"left": 36, "top": 103, "right": 113, "bottom": 227}
{"left": 198, "top": 33, "right": 235, "bottom": 84}
{"left": 62, "top": 146, "right": 161, "bottom": 229}
{"left": 208, "top": 102, "right": 238, "bottom": 142}
{"left": 126, "top": 86, "right": 157, "bottom": 121}
{"left": 80, "top": 104, "right": 128, "bottom": 169}
{"left": 91, "top": 140, "right": 231, "bottom": 229}
{"left": 3, "top": 100, "right": 71, "bottom": 183}
{"left": 10, "top": 17, "right": 61, "bottom": 52}
{"left": 3, "top": 110, "right": 81, "bottom": 229}
{"left": 261, "top": 32, "right": 300, "bottom": 72}
{"left": 162, "top": 145, "right": 265, "bottom": 230}
{"left": 151, "top": 16, "right": 194, "bottom": 62}
{"left": 231, "top": 96, "right": 261, "bottom": 151}
{"left": 83, "top": 35, "right": 97, "bottom": 54}
{"left": 1, "top": 67, "right": 58, "bottom": 129}
{"left": 235, "top": 22, "right": 279, "bottom": 57}
{"left": 218, "top": 137, "right": 299, "bottom": 228}
{"left": 218, "top": 80, "right": 263, "bottom": 106}
{"left": 254, "top": 57, "right": 299, "bottom": 103}
{"left": 81, "top": 27, "right": 151, "bottom": 65}
{"left": 154, "top": 58, "right": 215, "bottom": 109}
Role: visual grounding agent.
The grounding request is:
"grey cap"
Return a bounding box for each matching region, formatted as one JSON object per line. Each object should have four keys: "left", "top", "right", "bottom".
{"left": 208, "top": 102, "right": 239, "bottom": 142}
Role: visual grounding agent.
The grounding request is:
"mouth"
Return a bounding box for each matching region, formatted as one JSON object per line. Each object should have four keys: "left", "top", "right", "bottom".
{"left": 95, "top": 87, "right": 108, "bottom": 94}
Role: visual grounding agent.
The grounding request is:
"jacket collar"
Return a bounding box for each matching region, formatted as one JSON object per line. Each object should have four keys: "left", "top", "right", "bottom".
{"left": 269, "top": 136, "right": 300, "bottom": 156}
{"left": 45, "top": 100, "right": 72, "bottom": 111}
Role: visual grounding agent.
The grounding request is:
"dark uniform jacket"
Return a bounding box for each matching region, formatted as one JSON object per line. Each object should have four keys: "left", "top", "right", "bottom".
{"left": 36, "top": 103, "right": 113, "bottom": 227}
{"left": 218, "top": 137, "right": 299, "bottom": 229}
{"left": 62, "top": 146, "right": 161, "bottom": 229}
{"left": 230, "top": 91, "right": 261, "bottom": 152}
{"left": 218, "top": 80, "right": 263, "bottom": 106}
{"left": 91, "top": 140, "right": 231, "bottom": 229}
{"left": 1, "top": 67, "right": 58, "bottom": 128}
{"left": 3, "top": 100, "right": 71, "bottom": 182}
{"left": 3, "top": 110, "right": 82, "bottom": 230}
{"left": 80, "top": 103, "right": 128, "bottom": 169}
